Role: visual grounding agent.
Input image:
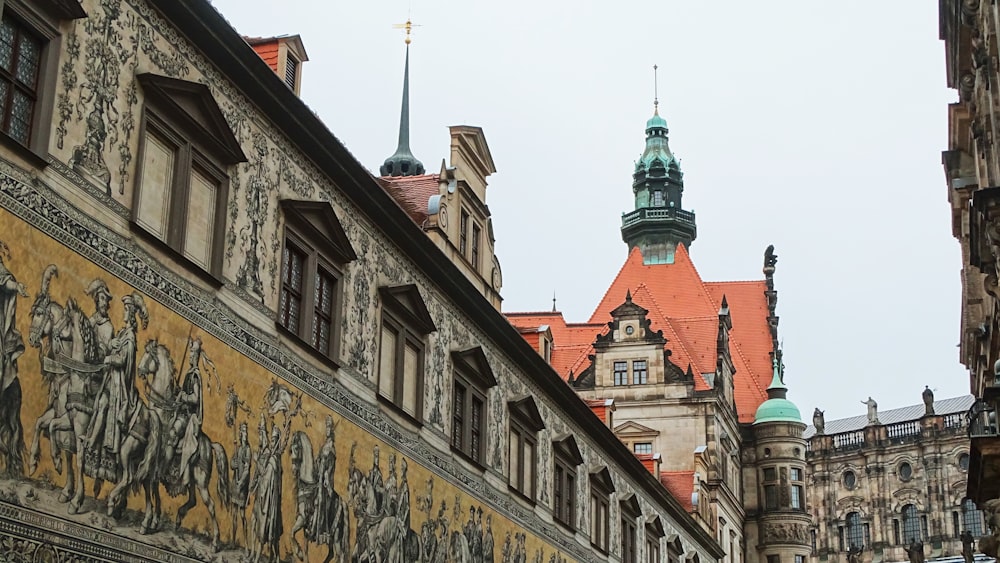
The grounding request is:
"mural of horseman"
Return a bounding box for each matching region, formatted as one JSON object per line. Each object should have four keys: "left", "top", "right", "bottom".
{"left": 0, "top": 241, "right": 27, "bottom": 479}
{"left": 28, "top": 270, "right": 114, "bottom": 502}
{"left": 288, "top": 416, "right": 349, "bottom": 563}
{"left": 347, "top": 443, "right": 420, "bottom": 563}
{"left": 123, "top": 336, "right": 231, "bottom": 550}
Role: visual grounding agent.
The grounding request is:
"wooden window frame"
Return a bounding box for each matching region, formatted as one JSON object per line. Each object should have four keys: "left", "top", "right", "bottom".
{"left": 471, "top": 222, "right": 481, "bottom": 270}
{"left": 0, "top": 0, "right": 82, "bottom": 164}
{"left": 460, "top": 208, "right": 469, "bottom": 256}
{"left": 132, "top": 74, "right": 246, "bottom": 282}
{"left": 377, "top": 285, "right": 435, "bottom": 424}
{"left": 552, "top": 435, "right": 582, "bottom": 531}
{"left": 450, "top": 347, "right": 496, "bottom": 467}
{"left": 508, "top": 396, "right": 544, "bottom": 503}
{"left": 276, "top": 199, "right": 356, "bottom": 366}
{"left": 590, "top": 475, "right": 612, "bottom": 553}
{"left": 621, "top": 495, "right": 642, "bottom": 563}
{"left": 645, "top": 517, "right": 665, "bottom": 563}
{"left": 278, "top": 228, "right": 344, "bottom": 361}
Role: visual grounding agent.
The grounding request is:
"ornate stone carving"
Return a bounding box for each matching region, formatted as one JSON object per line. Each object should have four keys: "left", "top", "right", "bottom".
{"left": 762, "top": 522, "right": 809, "bottom": 545}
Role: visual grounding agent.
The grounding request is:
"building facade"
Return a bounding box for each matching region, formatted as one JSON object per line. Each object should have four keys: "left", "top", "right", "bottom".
{"left": 806, "top": 394, "right": 979, "bottom": 563}
{"left": 0, "top": 1, "right": 724, "bottom": 561}
{"left": 506, "top": 105, "right": 810, "bottom": 563}
{"left": 940, "top": 0, "right": 1000, "bottom": 558}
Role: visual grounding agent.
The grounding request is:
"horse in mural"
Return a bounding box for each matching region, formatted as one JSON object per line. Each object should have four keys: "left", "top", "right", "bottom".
{"left": 346, "top": 442, "right": 420, "bottom": 563}
{"left": 26, "top": 266, "right": 75, "bottom": 481}
{"left": 125, "top": 339, "right": 230, "bottom": 550}
{"left": 289, "top": 430, "right": 350, "bottom": 563}
{"left": 38, "top": 296, "right": 104, "bottom": 514}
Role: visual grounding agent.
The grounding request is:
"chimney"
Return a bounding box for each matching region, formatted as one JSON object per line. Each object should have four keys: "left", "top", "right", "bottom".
{"left": 245, "top": 35, "right": 309, "bottom": 95}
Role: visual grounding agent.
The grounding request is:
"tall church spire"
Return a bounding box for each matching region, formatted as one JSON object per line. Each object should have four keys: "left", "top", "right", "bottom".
{"left": 380, "top": 19, "right": 425, "bottom": 177}
{"left": 621, "top": 65, "right": 697, "bottom": 264}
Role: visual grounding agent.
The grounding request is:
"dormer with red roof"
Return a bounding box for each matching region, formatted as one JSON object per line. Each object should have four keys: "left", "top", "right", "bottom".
{"left": 245, "top": 35, "right": 308, "bottom": 96}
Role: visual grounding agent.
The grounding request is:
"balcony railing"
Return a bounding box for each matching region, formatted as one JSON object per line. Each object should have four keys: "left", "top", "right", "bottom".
{"left": 621, "top": 207, "right": 697, "bottom": 228}
{"left": 832, "top": 430, "right": 865, "bottom": 450}
{"left": 968, "top": 400, "right": 1000, "bottom": 439}
{"left": 886, "top": 421, "right": 921, "bottom": 441}
{"left": 944, "top": 412, "right": 964, "bottom": 429}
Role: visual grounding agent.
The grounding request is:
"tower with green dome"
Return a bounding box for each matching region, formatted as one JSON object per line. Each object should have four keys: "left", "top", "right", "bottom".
{"left": 748, "top": 352, "right": 810, "bottom": 563}
{"left": 620, "top": 96, "right": 697, "bottom": 264}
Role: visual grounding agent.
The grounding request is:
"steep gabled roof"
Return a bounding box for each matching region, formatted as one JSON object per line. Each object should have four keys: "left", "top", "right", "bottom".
{"left": 660, "top": 471, "right": 696, "bottom": 512}
{"left": 506, "top": 244, "right": 774, "bottom": 422}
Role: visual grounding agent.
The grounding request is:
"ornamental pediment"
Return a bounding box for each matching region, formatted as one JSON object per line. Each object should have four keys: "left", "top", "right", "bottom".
{"left": 614, "top": 420, "right": 660, "bottom": 437}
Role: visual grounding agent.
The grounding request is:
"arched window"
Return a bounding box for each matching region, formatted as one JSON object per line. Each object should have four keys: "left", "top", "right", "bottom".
{"left": 902, "top": 504, "right": 921, "bottom": 543}
{"left": 963, "top": 498, "right": 985, "bottom": 536}
{"left": 845, "top": 512, "right": 865, "bottom": 550}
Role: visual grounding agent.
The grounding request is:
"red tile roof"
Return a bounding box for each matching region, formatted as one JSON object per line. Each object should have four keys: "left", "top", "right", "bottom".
{"left": 584, "top": 398, "right": 614, "bottom": 425}
{"left": 660, "top": 471, "right": 696, "bottom": 512}
{"left": 635, "top": 453, "right": 661, "bottom": 476}
{"left": 507, "top": 244, "right": 773, "bottom": 423}
{"left": 376, "top": 174, "right": 441, "bottom": 225}
{"left": 248, "top": 39, "right": 280, "bottom": 73}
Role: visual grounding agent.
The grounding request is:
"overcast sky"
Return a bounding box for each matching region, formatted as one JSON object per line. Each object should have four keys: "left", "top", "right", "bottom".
{"left": 210, "top": 0, "right": 964, "bottom": 423}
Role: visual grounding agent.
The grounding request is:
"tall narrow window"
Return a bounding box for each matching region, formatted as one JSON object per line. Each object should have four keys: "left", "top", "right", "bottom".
{"left": 963, "top": 498, "right": 984, "bottom": 536}
{"left": 0, "top": 14, "right": 40, "bottom": 145}
{"left": 790, "top": 467, "right": 804, "bottom": 510}
{"left": 652, "top": 190, "right": 665, "bottom": 207}
{"left": 893, "top": 519, "right": 900, "bottom": 545}
{"left": 902, "top": 505, "right": 920, "bottom": 544}
{"left": 451, "top": 347, "right": 496, "bottom": 465}
{"left": 646, "top": 517, "right": 665, "bottom": 563}
{"left": 762, "top": 466, "right": 778, "bottom": 510}
{"left": 614, "top": 361, "right": 629, "bottom": 386}
{"left": 509, "top": 397, "right": 544, "bottom": 501}
{"left": 284, "top": 55, "right": 299, "bottom": 90}
{"left": 278, "top": 201, "right": 356, "bottom": 360}
{"left": 845, "top": 512, "right": 864, "bottom": 551}
{"left": 460, "top": 209, "right": 469, "bottom": 256}
{"left": 378, "top": 286, "right": 435, "bottom": 421}
{"left": 552, "top": 435, "right": 582, "bottom": 530}
{"left": 471, "top": 223, "right": 481, "bottom": 269}
{"left": 633, "top": 360, "right": 648, "bottom": 384}
{"left": 621, "top": 496, "right": 641, "bottom": 563}
{"left": 590, "top": 468, "right": 614, "bottom": 553}
{"left": 279, "top": 242, "right": 307, "bottom": 334}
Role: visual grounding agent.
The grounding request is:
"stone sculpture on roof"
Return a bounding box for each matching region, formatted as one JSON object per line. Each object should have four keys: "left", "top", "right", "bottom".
{"left": 862, "top": 397, "right": 879, "bottom": 425}
{"left": 812, "top": 408, "right": 825, "bottom": 435}
{"left": 923, "top": 386, "right": 935, "bottom": 416}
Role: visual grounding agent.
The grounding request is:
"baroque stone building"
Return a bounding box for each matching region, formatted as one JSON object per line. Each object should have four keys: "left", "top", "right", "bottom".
{"left": 940, "top": 0, "right": 1000, "bottom": 558}
{"left": 505, "top": 103, "right": 810, "bottom": 563}
{"left": 806, "top": 393, "right": 979, "bottom": 563}
{"left": 0, "top": 0, "right": 726, "bottom": 561}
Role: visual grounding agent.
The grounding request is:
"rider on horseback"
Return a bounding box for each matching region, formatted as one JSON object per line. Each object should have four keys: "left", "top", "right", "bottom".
{"left": 83, "top": 279, "right": 114, "bottom": 359}
{"left": 87, "top": 292, "right": 147, "bottom": 476}
{"left": 164, "top": 337, "right": 208, "bottom": 487}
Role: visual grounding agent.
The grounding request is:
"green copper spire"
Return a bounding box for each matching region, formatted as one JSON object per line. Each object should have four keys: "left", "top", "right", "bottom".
{"left": 380, "top": 30, "right": 425, "bottom": 177}
{"left": 754, "top": 352, "right": 803, "bottom": 425}
{"left": 621, "top": 65, "right": 696, "bottom": 262}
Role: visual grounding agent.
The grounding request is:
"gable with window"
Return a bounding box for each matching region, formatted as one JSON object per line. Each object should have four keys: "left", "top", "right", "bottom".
{"left": 552, "top": 434, "right": 582, "bottom": 530}
{"left": 508, "top": 396, "right": 544, "bottom": 501}
{"left": 132, "top": 74, "right": 247, "bottom": 279}
{"left": 450, "top": 346, "right": 496, "bottom": 466}
{"left": 621, "top": 494, "right": 642, "bottom": 563}
{"left": 0, "top": 1, "right": 85, "bottom": 158}
{"left": 277, "top": 200, "right": 356, "bottom": 360}
{"left": 590, "top": 467, "right": 614, "bottom": 553}
{"left": 377, "top": 285, "right": 436, "bottom": 422}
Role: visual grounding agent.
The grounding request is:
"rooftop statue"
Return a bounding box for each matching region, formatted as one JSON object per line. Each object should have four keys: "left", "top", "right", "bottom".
{"left": 861, "top": 397, "right": 879, "bottom": 425}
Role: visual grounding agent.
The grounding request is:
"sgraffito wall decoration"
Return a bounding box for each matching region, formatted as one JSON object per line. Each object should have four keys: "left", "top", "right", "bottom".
{"left": 0, "top": 204, "right": 573, "bottom": 562}
{"left": 0, "top": 0, "right": 710, "bottom": 560}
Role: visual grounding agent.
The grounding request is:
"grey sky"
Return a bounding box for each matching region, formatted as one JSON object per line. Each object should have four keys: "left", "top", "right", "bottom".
{"left": 210, "top": 0, "right": 963, "bottom": 422}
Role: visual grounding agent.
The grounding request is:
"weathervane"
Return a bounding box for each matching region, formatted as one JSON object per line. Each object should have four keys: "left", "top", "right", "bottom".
{"left": 393, "top": 17, "right": 421, "bottom": 45}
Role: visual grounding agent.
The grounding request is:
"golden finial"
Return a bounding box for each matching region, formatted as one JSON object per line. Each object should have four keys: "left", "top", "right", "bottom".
{"left": 653, "top": 64, "right": 659, "bottom": 115}
{"left": 393, "top": 18, "right": 420, "bottom": 45}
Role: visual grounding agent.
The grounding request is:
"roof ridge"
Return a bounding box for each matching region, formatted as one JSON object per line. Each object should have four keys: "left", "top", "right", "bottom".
{"left": 675, "top": 244, "right": 719, "bottom": 309}
{"left": 505, "top": 311, "right": 565, "bottom": 317}
{"left": 589, "top": 247, "right": 644, "bottom": 322}
{"left": 704, "top": 280, "right": 767, "bottom": 286}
